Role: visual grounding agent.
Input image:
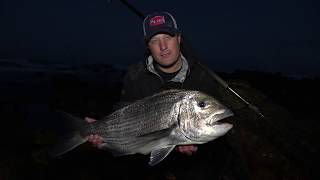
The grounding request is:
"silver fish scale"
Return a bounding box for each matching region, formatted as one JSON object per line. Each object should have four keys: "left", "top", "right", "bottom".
{"left": 83, "top": 90, "right": 186, "bottom": 139}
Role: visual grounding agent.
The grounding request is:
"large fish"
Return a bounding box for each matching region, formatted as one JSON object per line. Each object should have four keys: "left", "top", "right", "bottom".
{"left": 49, "top": 89, "right": 233, "bottom": 166}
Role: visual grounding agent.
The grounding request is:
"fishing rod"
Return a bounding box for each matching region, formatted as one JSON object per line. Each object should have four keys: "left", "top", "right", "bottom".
{"left": 109, "top": 0, "right": 265, "bottom": 118}
{"left": 107, "top": 0, "right": 145, "bottom": 19}
{"left": 197, "top": 63, "right": 265, "bottom": 118}
{"left": 119, "top": 0, "right": 145, "bottom": 19}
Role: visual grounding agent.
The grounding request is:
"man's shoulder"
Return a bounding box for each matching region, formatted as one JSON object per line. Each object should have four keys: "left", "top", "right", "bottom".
{"left": 125, "top": 61, "right": 146, "bottom": 80}
{"left": 127, "top": 61, "right": 144, "bottom": 70}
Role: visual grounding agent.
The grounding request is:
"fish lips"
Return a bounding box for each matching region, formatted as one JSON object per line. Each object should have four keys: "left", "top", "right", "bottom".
{"left": 207, "top": 109, "right": 234, "bottom": 126}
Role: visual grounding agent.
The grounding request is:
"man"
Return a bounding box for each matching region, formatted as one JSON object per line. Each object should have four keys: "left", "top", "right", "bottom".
{"left": 87, "top": 11, "right": 249, "bottom": 179}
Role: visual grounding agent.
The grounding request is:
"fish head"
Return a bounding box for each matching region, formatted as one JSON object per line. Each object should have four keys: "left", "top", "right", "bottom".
{"left": 178, "top": 91, "right": 234, "bottom": 143}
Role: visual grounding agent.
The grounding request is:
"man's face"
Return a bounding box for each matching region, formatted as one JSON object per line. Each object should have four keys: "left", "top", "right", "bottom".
{"left": 148, "top": 33, "right": 181, "bottom": 68}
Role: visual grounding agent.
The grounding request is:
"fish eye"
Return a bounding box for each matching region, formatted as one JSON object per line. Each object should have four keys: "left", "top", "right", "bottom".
{"left": 198, "top": 101, "right": 206, "bottom": 108}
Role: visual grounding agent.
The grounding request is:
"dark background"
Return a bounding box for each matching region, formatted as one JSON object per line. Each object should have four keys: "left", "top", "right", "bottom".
{"left": 1, "top": 0, "right": 319, "bottom": 78}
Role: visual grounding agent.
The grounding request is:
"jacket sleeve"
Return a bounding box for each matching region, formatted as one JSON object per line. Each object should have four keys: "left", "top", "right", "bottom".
{"left": 119, "top": 71, "right": 135, "bottom": 102}
{"left": 119, "top": 62, "right": 145, "bottom": 103}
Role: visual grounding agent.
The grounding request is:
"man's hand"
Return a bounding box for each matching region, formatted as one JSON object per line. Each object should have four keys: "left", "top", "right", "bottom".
{"left": 175, "top": 145, "right": 198, "bottom": 156}
{"left": 85, "top": 117, "right": 104, "bottom": 149}
{"left": 84, "top": 117, "right": 97, "bottom": 123}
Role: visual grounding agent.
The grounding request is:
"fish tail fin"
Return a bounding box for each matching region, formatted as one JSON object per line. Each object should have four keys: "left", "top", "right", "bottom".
{"left": 48, "top": 111, "right": 88, "bottom": 157}
{"left": 48, "top": 132, "right": 87, "bottom": 157}
{"left": 56, "top": 110, "right": 87, "bottom": 130}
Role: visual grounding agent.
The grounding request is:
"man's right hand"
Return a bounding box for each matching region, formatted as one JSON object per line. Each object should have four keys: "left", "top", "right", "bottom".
{"left": 175, "top": 145, "right": 198, "bottom": 156}
{"left": 85, "top": 117, "right": 104, "bottom": 149}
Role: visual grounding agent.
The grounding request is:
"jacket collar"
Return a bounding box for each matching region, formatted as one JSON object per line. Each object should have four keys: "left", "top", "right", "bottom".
{"left": 145, "top": 54, "right": 189, "bottom": 83}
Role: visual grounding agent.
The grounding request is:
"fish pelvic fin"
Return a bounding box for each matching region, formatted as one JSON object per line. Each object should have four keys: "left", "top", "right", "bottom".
{"left": 149, "top": 146, "right": 175, "bottom": 166}
{"left": 48, "top": 132, "right": 87, "bottom": 157}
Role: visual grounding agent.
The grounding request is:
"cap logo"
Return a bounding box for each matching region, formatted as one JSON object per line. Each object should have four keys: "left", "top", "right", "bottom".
{"left": 149, "top": 16, "right": 165, "bottom": 26}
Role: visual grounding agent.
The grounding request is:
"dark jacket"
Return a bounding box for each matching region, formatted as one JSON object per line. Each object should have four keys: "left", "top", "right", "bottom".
{"left": 120, "top": 54, "right": 239, "bottom": 110}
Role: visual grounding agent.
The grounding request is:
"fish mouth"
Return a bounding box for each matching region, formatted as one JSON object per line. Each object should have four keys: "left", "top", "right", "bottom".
{"left": 208, "top": 109, "right": 234, "bottom": 126}
{"left": 214, "top": 116, "right": 233, "bottom": 125}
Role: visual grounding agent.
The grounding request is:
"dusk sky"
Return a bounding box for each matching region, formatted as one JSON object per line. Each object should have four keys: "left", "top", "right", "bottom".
{"left": 1, "top": 0, "right": 319, "bottom": 78}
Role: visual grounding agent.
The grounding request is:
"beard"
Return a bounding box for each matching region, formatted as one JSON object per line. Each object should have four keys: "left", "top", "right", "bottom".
{"left": 153, "top": 54, "right": 181, "bottom": 69}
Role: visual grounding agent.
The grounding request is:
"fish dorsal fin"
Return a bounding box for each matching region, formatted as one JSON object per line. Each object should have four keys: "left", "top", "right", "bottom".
{"left": 149, "top": 146, "right": 175, "bottom": 166}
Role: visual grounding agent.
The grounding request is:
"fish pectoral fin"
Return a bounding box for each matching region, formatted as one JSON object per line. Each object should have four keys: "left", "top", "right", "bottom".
{"left": 149, "top": 146, "right": 175, "bottom": 166}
